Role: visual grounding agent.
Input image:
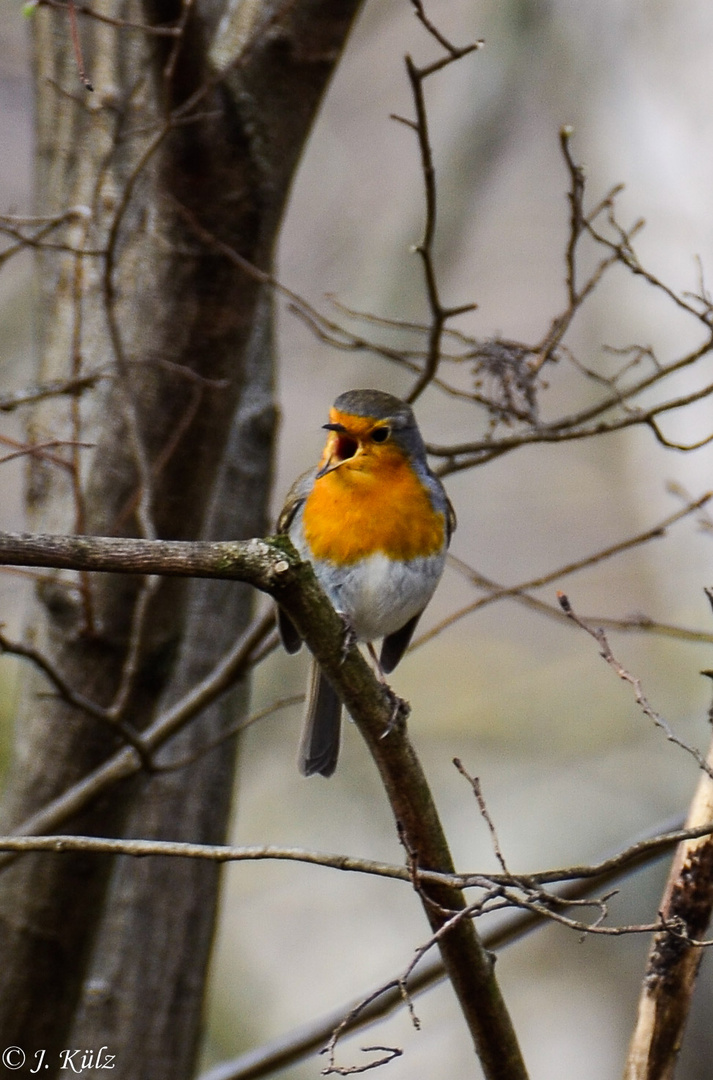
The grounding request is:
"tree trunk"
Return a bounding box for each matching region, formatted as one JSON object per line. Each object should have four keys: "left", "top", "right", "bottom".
{"left": 0, "top": 2, "right": 361, "bottom": 1075}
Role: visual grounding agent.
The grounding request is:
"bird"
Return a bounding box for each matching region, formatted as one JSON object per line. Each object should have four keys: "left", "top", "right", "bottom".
{"left": 276, "top": 388, "right": 456, "bottom": 777}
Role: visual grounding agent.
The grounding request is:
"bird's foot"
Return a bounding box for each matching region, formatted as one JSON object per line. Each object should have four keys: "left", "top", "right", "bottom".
{"left": 338, "top": 613, "right": 358, "bottom": 664}
{"left": 379, "top": 686, "right": 410, "bottom": 740}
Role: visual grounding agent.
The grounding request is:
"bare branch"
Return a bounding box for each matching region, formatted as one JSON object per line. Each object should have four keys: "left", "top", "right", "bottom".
{"left": 0, "top": 375, "right": 106, "bottom": 413}
{"left": 454, "top": 760, "right": 509, "bottom": 875}
{"left": 0, "top": 629, "right": 150, "bottom": 763}
{"left": 0, "top": 528, "right": 528, "bottom": 1080}
{"left": 558, "top": 593, "right": 713, "bottom": 780}
{"left": 153, "top": 692, "right": 302, "bottom": 773}
{"left": 322, "top": 1045, "right": 403, "bottom": 1075}
{"left": 624, "top": 719, "right": 713, "bottom": 1079}
{"left": 559, "top": 126, "right": 585, "bottom": 305}
{"left": 0, "top": 609, "right": 276, "bottom": 855}
{"left": 416, "top": 493, "right": 712, "bottom": 650}
{"left": 33, "top": 0, "right": 183, "bottom": 35}
{"left": 394, "top": 9, "right": 481, "bottom": 402}
{"left": 66, "top": 0, "right": 93, "bottom": 89}
{"left": 195, "top": 813, "right": 705, "bottom": 1080}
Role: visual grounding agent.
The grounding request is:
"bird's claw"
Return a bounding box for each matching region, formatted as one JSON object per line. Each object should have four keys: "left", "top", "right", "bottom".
{"left": 379, "top": 687, "right": 409, "bottom": 739}
{"left": 338, "top": 613, "right": 357, "bottom": 664}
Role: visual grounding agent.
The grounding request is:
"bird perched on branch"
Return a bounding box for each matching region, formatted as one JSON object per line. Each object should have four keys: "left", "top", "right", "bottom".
{"left": 277, "top": 389, "right": 455, "bottom": 777}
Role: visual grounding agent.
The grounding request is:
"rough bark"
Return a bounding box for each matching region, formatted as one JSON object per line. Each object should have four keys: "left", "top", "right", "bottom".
{"left": 623, "top": 732, "right": 713, "bottom": 1080}
{"left": 0, "top": 2, "right": 361, "bottom": 1075}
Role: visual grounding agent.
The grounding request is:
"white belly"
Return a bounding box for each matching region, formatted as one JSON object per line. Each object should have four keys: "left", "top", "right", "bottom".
{"left": 310, "top": 550, "right": 446, "bottom": 642}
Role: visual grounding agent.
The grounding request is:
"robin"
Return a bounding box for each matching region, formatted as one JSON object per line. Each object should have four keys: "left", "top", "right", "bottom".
{"left": 277, "top": 389, "right": 456, "bottom": 777}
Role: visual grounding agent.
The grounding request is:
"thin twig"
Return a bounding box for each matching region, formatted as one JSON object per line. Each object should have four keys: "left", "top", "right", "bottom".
{"left": 560, "top": 126, "right": 584, "bottom": 305}
{"left": 67, "top": 0, "right": 93, "bottom": 90}
{"left": 195, "top": 815, "right": 695, "bottom": 1080}
{"left": 0, "top": 629, "right": 151, "bottom": 764}
{"left": 105, "top": 574, "right": 161, "bottom": 723}
{"left": 67, "top": 210, "right": 95, "bottom": 632}
{"left": 0, "top": 610, "right": 277, "bottom": 856}
{"left": 0, "top": 438, "right": 93, "bottom": 470}
{"left": 0, "top": 374, "right": 105, "bottom": 413}
{"left": 396, "top": 25, "right": 480, "bottom": 402}
{"left": 162, "top": 0, "right": 194, "bottom": 82}
{"left": 416, "top": 493, "right": 712, "bottom": 649}
{"left": 153, "top": 693, "right": 303, "bottom": 772}
{"left": 36, "top": 0, "right": 182, "bottom": 34}
{"left": 558, "top": 592, "right": 713, "bottom": 780}
{"left": 454, "top": 759, "right": 509, "bottom": 875}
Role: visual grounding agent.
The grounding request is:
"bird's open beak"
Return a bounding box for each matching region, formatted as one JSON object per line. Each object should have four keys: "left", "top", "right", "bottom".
{"left": 316, "top": 426, "right": 360, "bottom": 478}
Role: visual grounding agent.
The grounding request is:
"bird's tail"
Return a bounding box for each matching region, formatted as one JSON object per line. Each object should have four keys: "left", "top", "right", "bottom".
{"left": 298, "top": 661, "right": 342, "bottom": 777}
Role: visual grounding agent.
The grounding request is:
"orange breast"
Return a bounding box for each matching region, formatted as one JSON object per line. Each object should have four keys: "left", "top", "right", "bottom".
{"left": 302, "top": 447, "right": 445, "bottom": 564}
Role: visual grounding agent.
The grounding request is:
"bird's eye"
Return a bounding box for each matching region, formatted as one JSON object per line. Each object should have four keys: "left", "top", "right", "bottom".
{"left": 371, "top": 426, "right": 390, "bottom": 443}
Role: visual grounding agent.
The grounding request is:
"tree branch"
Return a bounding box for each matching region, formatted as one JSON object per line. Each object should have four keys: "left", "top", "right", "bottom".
{"left": 196, "top": 814, "right": 693, "bottom": 1080}
{"left": 624, "top": 661, "right": 713, "bottom": 1077}
{"left": 0, "top": 529, "right": 528, "bottom": 1079}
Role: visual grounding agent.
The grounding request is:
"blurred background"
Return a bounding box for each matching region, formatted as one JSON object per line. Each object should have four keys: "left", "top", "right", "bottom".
{"left": 3, "top": 1, "right": 713, "bottom": 1077}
